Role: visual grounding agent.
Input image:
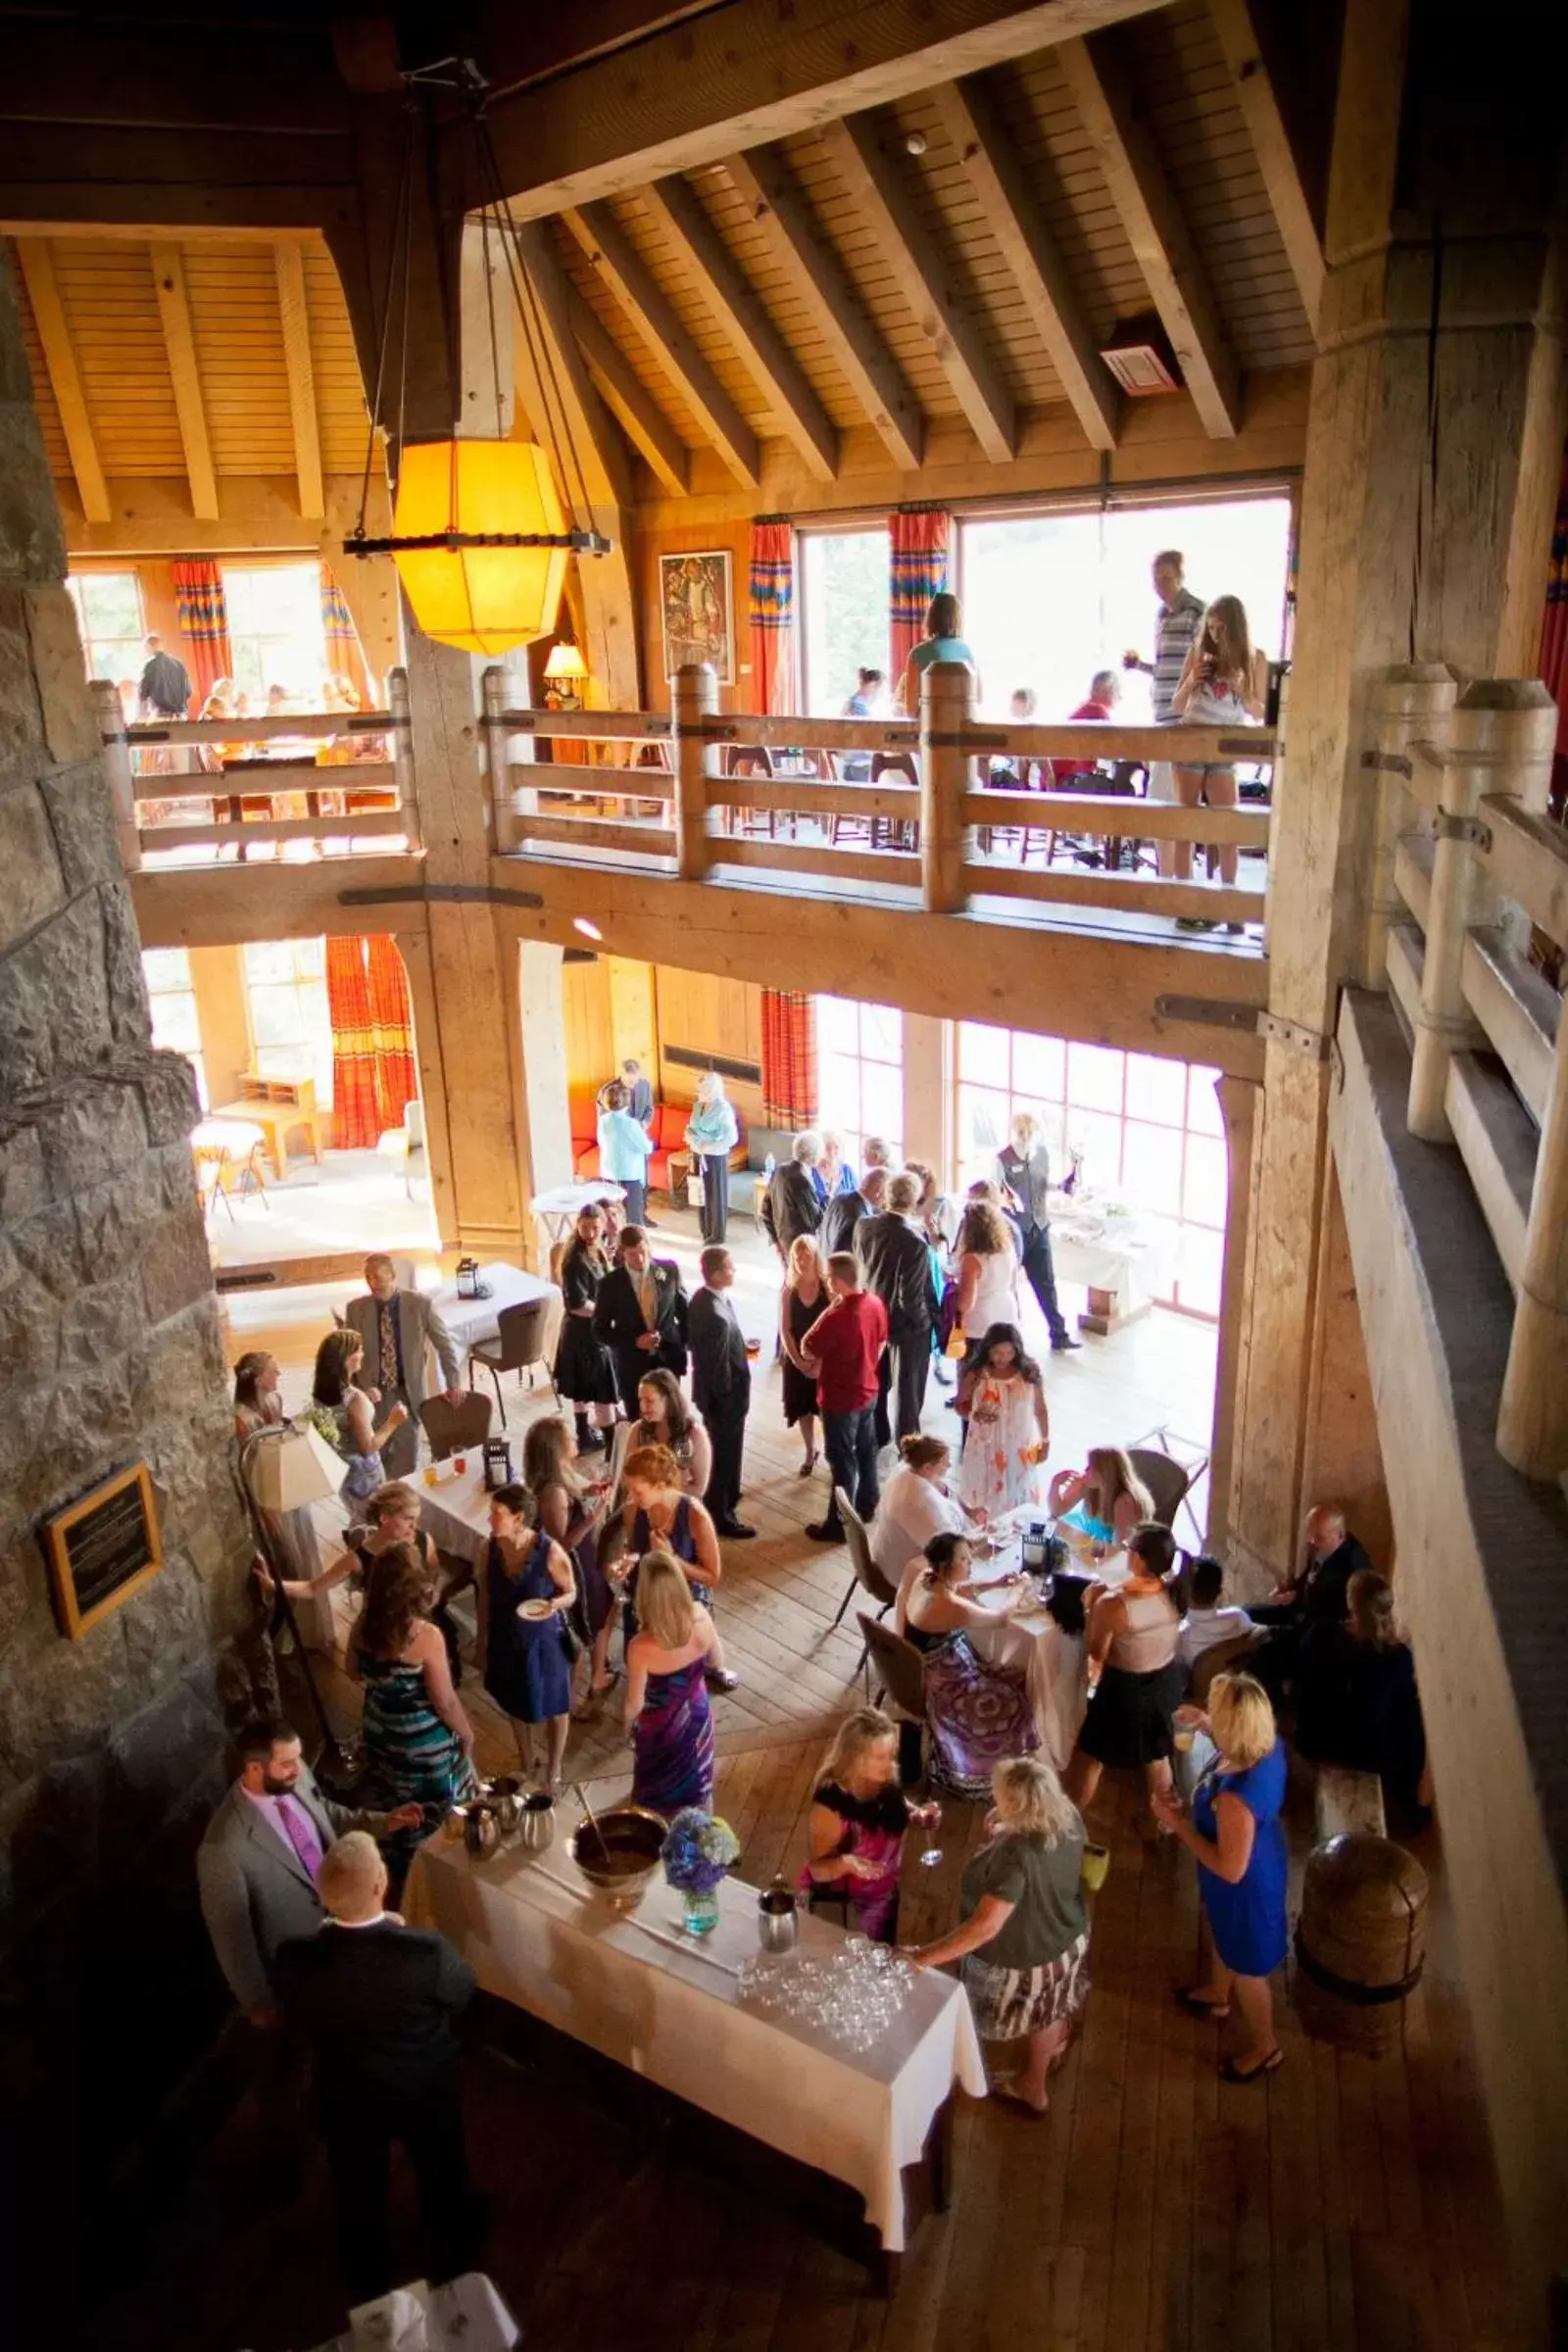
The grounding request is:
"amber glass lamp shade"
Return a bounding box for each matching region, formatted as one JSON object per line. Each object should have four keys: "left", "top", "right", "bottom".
{"left": 391, "top": 440, "right": 570, "bottom": 656}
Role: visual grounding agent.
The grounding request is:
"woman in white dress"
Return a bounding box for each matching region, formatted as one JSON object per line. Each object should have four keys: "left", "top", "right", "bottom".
{"left": 871, "top": 1433, "right": 980, "bottom": 1604}
{"left": 957, "top": 1323, "right": 1050, "bottom": 1519}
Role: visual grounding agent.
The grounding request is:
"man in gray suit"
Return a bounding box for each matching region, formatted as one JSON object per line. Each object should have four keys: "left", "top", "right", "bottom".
{"left": 197, "top": 1717, "right": 420, "bottom": 2029}
{"left": 344, "top": 1252, "right": 465, "bottom": 1477}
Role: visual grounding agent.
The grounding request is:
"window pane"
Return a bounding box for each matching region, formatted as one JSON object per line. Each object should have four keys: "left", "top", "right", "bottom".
{"left": 152, "top": 996, "right": 202, "bottom": 1054}
{"left": 1071, "top": 1109, "right": 1124, "bottom": 1193}
{"left": 1121, "top": 1121, "right": 1184, "bottom": 1217}
{"left": 142, "top": 947, "right": 192, "bottom": 992}
{"left": 243, "top": 940, "right": 295, "bottom": 984}
{"left": 1175, "top": 1224, "right": 1224, "bottom": 1318}
{"left": 959, "top": 1085, "right": 1009, "bottom": 1161}
{"left": 82, "top": 572, "right": 142, "bottom": 635}
{"left": 1010, "top": 1031, "right": 1064, "bottom": 1104}
{"left": 248, "top": 984, "right": 304, "bottom": 1050}
{"left": 1066, "top": 1042, "right": 1124, "bottom": 1114}
{"left": 1125, "top": 1052, "right": 1187, "bottom": 1126}
{"left": 957, "top": 1021, "right": 1009, "bottom": 1089}
{"left": 1182, "top": 1134, "right": 1229, "bottom": 1227}
{"left": 860, "top": 1002, "right": 902, "bottom": 1063}
{"left": 862, "top": 1062, "right": 903, "bottom": 1138}
{"left": 801, "top": 530, "right": 889, "bottom": 718}
{"left": 1186, "top": 1066, "right": 1225, "bottom": 1138}
{"left": 293, "top": 936, "right": 326, "bottom": 979}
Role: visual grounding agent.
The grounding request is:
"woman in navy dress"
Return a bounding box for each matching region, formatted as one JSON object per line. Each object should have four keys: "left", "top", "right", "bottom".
{"left": 477, "top": 1483, "right": 576, "bottom": 1791}
{"left": 1152, "top": 1672, "right": 1288, "bottom": 2081}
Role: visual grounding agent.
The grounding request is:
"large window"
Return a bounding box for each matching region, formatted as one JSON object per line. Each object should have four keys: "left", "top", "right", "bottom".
{"left": 801, "top": 528, "right": 889, "bottom": 717}
{"left": 67, "top": 571, "right": 145, "bottom": 697}
{"left": 956, "top": 1023, "right": 1227, "bottom": 1317}
{"left": 243, "top": 938, "right": 332, "bottom": 1105}
{"left": 816, "top": 997, "right": 903, "bottom": 1173}
{"left": 222, "top": 564, "right": 327, "bottom": 705}
{"left": 141, "top": 947, "right": 208, "bottom": 1108}
{"left": 956, "top": 495, "right": 1294, "bottom": 721}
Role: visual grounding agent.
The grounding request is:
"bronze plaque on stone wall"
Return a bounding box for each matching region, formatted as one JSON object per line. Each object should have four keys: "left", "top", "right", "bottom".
{"left": 43, "top": 1462, "right": 163, "bottom": 1639}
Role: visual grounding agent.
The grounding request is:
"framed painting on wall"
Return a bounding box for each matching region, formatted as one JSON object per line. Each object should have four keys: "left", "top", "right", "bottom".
{"left": 660, "top": 550, "right": 734, "bottom": 683}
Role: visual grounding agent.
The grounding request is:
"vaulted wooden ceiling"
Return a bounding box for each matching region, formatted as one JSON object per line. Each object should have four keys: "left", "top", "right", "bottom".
{"left": 6, "top": 230, "right": 368, "bottom": 524}
{"left": 525, "top": 0, "right": 1323, "bottom": 497}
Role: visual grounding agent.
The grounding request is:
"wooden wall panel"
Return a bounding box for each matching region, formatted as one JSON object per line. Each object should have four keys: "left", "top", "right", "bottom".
{"left": 301, "top": 242, "right": 372, "bottom": 476}
{"left": 633, "top": 511, "right": 754, "bottom": 712}
{"left": 654, "top": 961, "right": 765, "bottom": 1131}
{"left": 49, "top": 240, "right": 182, "bottom": 475}
{"left": 563, "top": 953, "right": 615, "bottom": 1092}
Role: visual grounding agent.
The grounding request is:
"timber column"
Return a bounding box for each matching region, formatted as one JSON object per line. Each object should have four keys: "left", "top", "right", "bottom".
{"left": 1223, "top": 0, "right": 1568, "bottom": 1583}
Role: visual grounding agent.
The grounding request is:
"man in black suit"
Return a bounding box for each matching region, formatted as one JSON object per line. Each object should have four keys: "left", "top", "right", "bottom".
{"left": 275, "top": 1833, "right": 478, "bottom": 2303}
{"left": 688, "top": 1244, "right": 755, "bottom": 1539}
{"left": 822, "top": 1163, "right": 885, "bottom": 1256}
{"left": 592, "top": 1223, "right": 688, "bottom": 1414}
{"left": 1249, "top": 1503, "right": 1376, "bottom": 1700}
{"left": 856, "top": 1169, "right": 941, "bottom": 1447}
{"left": 760, "top": 1131, "right": 824, "bottom": 1264}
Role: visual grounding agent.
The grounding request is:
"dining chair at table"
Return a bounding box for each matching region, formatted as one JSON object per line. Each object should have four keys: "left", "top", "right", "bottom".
{"left": 466, "top": 1298, "right": 558, "bottom": 1427}
{"left": 418, "top": 1391, "right": 494, "bottom": 1461}
{"left": 858, "top": 1612, "right": 929, "bottom": 1773}
{"left": 1126, "top": 1446, "right": 1193, "bottom": 1532}
{"left": 830, "top": 1488, "right": 900, "bottom": 1634}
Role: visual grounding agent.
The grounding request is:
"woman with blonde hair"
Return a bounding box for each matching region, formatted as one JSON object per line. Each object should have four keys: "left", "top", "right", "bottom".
{"left": 1048, "top": 1447, "right": 1154, "bottom": 1554}
{"left": 1168, "top": 592, "right": 1268, "bottom": 929}
{"left": 615, "top": 1443, "right": 739, "bottom": 1691}
{"left": 625, "top": 1550, "right": 725, "bottom": 1814}
{"left": 1152, "top": 1672, "right": 1288, "bottom": 2079}
{"left": 908, "top": 1754, "right": 1089, "bottom": 2111}
{"left": 683, "top": 1068, "right": 739, "bottom": 1245}
{"left": 953, "top": 1198, "right": 1021, "bottom": 1351}
{"left": 778, "top": 1232, "right": 828, "bottom": 1476}
{"left": 799, "top": 1707, "right": 939, "bottom": 1942}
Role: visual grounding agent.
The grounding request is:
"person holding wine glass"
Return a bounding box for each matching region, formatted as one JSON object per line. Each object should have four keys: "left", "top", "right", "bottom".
{"left": 799, "top": 1707, "right": 940, "bottom": 1943}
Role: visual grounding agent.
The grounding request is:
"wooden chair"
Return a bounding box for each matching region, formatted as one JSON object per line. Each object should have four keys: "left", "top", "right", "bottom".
{"left": 725, "top": 741, "right": 776, "bottom": 839}
{"left": 418, "top": 1390, "right": 494, "bottom": 1460}
{"left": 466, "top": 1298, "right": 557, "bottom": 1427}
{"left": 859, "top": 1611, "right": 929, "bottom": 1733}
{"left": 828, "top": 1488, "right": 900, "bottom": 1645}
{"left": 1128, "top": 1446, "right": 1193, "bottom": 1532}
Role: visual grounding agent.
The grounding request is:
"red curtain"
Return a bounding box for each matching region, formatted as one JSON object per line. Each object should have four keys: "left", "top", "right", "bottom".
{"left": 366, "top": 935, "right": 417, "bottom": 1127}
{"left": 327, "top": 935, "right": 420, "bottom": 1147}
{"left": 320, "top": 563, "right": 377, "bottom": 709}
{"left": 889, "top": 507, "right": 952, "bottom": 682}
{"left": 761, "top": 990, "right": 817, "bottom": 1127}
{"left": 748, "top": 517, "right": 797, "bottom": 715}
{"left": 1540, "top": 452, "right": 1568, "bottom": 817}
{"left": 172, "top": 560, "right": 231, "bottom": 709}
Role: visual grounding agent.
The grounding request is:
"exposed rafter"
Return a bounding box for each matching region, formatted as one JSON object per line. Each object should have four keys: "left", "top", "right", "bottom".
{"left": 563, "top": 202, "right": 761, "bottom": 488}
{"left": 722, "top": 146, "right": 924, "bottom": 473}
{"left": 639, "top": 174, "right": 838, "bottom": 482}
{"left": 150, "top": 242, "right": 219, "bottom": 519}
{"left": 819, "top": 114, "right": 1015, "bottom": 464}
{"left": 566, "top": 286, "right": 690, "bottom": 498}
{"left": 512, "top": 220, "right": 634, "bottom": 512}
{"left": 1205, "top": 0, "right": 1324, "bottom": 331}
{"left": 273, "top": 241, "right": 324, "bottom": 516}
{"left": 1057, "top": 35, "right": 1241, "bottom": 439}
{"left": 932, "top": 75, "right": 1119, "bottom": 453}
{"left": 13, "top": 238, "right": 111, "bottom": 521}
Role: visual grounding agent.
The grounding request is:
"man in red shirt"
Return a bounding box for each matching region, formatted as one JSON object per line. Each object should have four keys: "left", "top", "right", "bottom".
{"left": 1054, "top": 667, "right": 1120, "bottom": 785}
{"left": 801, "top": 1253, "right": 889, "bottom": 1543}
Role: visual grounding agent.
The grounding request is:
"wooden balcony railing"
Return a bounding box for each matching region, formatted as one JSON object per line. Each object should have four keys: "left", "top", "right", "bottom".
{"left": 482, "top": 660, "right": 1278, "bottom": 935}
{"left": 1368, "top": 666, "right": 1566, "bottom": 1478}
{"left": 93, "top": 669, "right": 418, "bottom": 867}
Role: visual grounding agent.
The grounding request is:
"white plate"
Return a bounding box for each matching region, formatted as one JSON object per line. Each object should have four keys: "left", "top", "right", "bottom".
{"left": 517, "top": 1597, "right": 554, "bottom": 1621}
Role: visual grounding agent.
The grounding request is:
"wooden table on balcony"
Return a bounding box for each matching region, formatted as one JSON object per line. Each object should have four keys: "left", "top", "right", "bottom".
{"left": 210, "top": 1074, "right": 324, "bottom": 1183}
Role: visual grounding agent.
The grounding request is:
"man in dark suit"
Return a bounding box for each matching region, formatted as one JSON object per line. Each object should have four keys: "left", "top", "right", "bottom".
{"left": 822, "top": 1163, "right": 885, "bottom": 1256}
{"left": 760, "top": 1131, "right": 824, "bottom": 1263}
{"left": 344, "top": 1251, "right": 465, "bottom": 1477}
{"left": 592, "top": 1223, "right": 688, "bottom": 1414}
{"left": 856, "top": 1169, "right": 940, "bottom": 1446}
{"left": 1249, "top": 1504, "right": 1376, "bottom": 1701}
{"left": 276, "top": 1832, "right": 478, "bottom": 2302}
{"left": 688, "top": 1244, "right": 755, "bottom": 1539}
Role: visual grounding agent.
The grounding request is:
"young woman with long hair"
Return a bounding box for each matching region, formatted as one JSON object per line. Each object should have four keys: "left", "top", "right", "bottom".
{"left": 522, "top": 1414, "right": 617, "bottom": 1707}
{"left": 956, "top": 1323, "right": 1050, "bottom": 1517}
{"left": 799, "top": 1706, "right": 939, "bottom": 1943}
{"left": 778, "top": 1233, "right": 828, "bottom": 1475}
{"left": 312, "top": 1327, "right": 409, "bottom": 1503}
{"left": 1048, "top": 1447, "right": 1155, "bottom": 1555}
{"left": 476, "top": 1481, "right": 576, "bottom": 1791}
{"left": 625, "top": 1550, "right": 725, "bottom": 1816}
{"left": 553, "top": 1203, "right": 619, "bottom": 1453}
{"left": 350, "top": 1541, "right": 475, "bottom": 1885}
{"left": 1168, "top": 592, "right": 1268, "bottom": 926}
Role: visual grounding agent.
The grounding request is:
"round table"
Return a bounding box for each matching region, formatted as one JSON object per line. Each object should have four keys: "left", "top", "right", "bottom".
{"left": 960, "top": 1518, "right": 1102, "bottom": 1768}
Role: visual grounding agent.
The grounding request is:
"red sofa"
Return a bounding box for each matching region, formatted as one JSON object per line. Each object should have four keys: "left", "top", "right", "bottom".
{"left": 569, "top": 1095, "right": 690, "bottom": 1192}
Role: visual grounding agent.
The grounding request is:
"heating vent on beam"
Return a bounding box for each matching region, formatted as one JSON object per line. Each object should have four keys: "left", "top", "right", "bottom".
{"left": 1100, "top": 313, "right": 1181, "bottom": 397}
{"left": 663, "top": 1044, "right": 762, "bottom": 1088}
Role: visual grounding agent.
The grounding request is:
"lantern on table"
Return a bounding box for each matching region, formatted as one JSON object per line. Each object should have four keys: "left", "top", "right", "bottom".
{"left": 483, "top": 1437, "right": 514, "bottom": 1493}
{"left": 456, "top": 1256, "right": 487, "bottom": 1301}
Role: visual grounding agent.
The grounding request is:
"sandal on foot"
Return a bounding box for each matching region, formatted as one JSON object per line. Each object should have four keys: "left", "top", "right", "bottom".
{"left": 1220, "top": 2048, "right": 1283, "bottom": 2083}
{"left": 994, "top": 2083, "right": 1051, "bottom": 2117}
{"left": 1176, "top": 1987, "right": 1231, "bottom": 2019}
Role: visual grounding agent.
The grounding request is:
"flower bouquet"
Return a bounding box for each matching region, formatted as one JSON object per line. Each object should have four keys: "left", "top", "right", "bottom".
{"left": 661, "top": 1806, "right": 740, "bottom": 1936}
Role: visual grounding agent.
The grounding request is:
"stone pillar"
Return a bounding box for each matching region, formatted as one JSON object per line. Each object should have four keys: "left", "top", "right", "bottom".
{"left": 1223, "top": 0, "right": 1568, "bottom": 1581}
{"left": 0, "top": 254, "right": 253, "bottom": 2304}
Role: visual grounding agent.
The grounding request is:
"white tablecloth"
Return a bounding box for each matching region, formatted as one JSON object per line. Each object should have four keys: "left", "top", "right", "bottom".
{"left": 431, "top": 1260, "right": 560, "bottom": 1355}
{"left": 964, "top": 1557, "right": 1087, "bottom": 1769}
{"left": 530, "top": 1181, "right": 625, "bottom": 1248}
{"left": 1046, "top": 1192, "right": 1172, "bottom": 1312}
{"left": 416, "top": 1457, "right": 500, "bottom": 1569}
{"left": 405, "top": 1814, "right": 986, "bottom": 2251}
{"left": 306, "top": 2272, "right": 518, "bottom": 2351}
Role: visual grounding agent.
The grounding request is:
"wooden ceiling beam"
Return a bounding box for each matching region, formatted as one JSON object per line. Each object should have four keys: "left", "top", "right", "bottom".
{"left": 817, "top": 113, "right": 1015, "bottom": 463}
{"left": 12, "top": 237, "right": 111, "bottom": 522}
{"left": 149, "top": 241, "right": 220, "bottom": 520}
{"left": 932, "top": 74, "right": 1120, "bottom": 452}
{"left": 723, "top": 146, "right": 924, "bottom": 472}
{"left": 273, "top": 241, "right": 324, "bottom": 517}
{"left": 640, "top": 174, "right": 838, "bottom": 482}
{"left": 563, "top": 203, "right": 761, "bottom": 488}
{"left": 1057, "top": 34, "right": 1242, "bottom": 439}
{"left": 1205, "top": 0, "right": 1324, "bottom": 331}
{"left": 510, "top": 220, "right": 635, "bottom": 514}
{"left": 481, "top": 0, "right": 1169, "bottom": 220}
{"left": 566, "top": 289, "right": 691, "bottom": 498}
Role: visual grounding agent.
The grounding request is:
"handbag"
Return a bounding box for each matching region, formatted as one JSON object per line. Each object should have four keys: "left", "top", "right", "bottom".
{"left": 687, "top": 1165, "right": 706, "bottom": 1207}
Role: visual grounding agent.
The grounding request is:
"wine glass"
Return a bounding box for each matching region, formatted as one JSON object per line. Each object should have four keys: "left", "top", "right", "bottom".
{"left": 917, "top": 1802, "right": 944, "bottom": 1870}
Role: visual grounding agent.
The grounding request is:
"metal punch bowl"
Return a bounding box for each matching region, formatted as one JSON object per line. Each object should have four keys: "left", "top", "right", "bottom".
{"left": 566, "top": 1803, "right": 668, "bottom": 1908}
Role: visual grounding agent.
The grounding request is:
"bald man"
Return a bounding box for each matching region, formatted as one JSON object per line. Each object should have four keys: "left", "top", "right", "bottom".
{"left": 1247, "top": 1504, "right": 1375, "bottom": 1701}
{"left": 275, "top": 1834, "right": 477, "bottom": 2301}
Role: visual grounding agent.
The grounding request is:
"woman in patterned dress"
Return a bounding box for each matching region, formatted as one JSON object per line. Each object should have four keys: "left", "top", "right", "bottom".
{"left": 905, "top": 1532, "right": 1039, "bottom": 1798}
{"left": 625, "top": 1551, "right": 724, "bottom": 1817}
{"left": 956, "top": 1324, "right": 1050, "bottom": 1519}
{"left": 350, "top": 1543, "right": 475, "bottom": 1894}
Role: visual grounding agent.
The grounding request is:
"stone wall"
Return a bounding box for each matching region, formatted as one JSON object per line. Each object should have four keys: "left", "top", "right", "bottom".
{"left": 0, "top": 260, "right": 255, "bottom": 2294}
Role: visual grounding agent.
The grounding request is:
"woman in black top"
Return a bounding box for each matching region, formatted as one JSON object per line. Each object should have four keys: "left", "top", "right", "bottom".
{"left": 799, "top": 1706, "right": 938, "bottom": 1942}
{"left": 554, "top": 1205, "right": 619, "bottom": 1453}
{"left": 1296, "top": 1569, "right": 1428, "bottom": 1813}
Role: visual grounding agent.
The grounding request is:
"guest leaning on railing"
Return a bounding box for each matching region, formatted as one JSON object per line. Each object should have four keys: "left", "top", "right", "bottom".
{"left": 1167, "top": 593, "right": 1268, "bottom": 931}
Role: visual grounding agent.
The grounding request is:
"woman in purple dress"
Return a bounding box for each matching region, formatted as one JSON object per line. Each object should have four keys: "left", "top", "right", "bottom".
{"left": 624, "top": 1551, "right": 725, "bottom": 1817}
{"left": 799, "top": 1706, "right": 939, "bottom": 1943}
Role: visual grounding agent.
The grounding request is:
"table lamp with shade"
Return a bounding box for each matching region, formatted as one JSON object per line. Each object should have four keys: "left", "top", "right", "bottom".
{"left": 241, "top": 1420, "right": 354, "bottom": 1772}
{"left": 543, "top": 638, "right": 589, "bottom": 711}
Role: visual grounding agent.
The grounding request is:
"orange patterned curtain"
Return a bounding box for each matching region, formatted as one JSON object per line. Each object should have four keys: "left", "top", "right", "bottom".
{"left": 326, "top": 937, "right": 381, "bottom": 1148}
{"left": 366, "top": 935, "right": 417, "bottom": 1127}
{"left": 889, "top": 507, "right": 952, "bottom": 681}
{"left": 172, "top": 560, "right": 231, "bottom": 708}
{"left": 761, "top": 990, "right": 817, "bottom": 1126}
{"left": 748, "top": 516, "right": 797, "bottom": 715}
{"left": 320, "top": 563, "right": 377, "bottom": 709}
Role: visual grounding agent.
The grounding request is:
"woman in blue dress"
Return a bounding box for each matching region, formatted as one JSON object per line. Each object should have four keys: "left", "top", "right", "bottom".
{"left": 625, "top": 1551, "right": 723, "bottom": 1816}
{"left": 1152, "top": 1671, "right": 1288, "bottom": 2081}
{"left": 477, "top": 1483, "right": 577, "bottom": 1790}
{"left": 612, "top": 1446, "right": 738, "bottom": 1691}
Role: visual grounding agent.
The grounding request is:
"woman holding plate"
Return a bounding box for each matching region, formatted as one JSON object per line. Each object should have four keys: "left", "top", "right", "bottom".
{"left": 477, "top": 1482, "right": 577, "bottom": 1791}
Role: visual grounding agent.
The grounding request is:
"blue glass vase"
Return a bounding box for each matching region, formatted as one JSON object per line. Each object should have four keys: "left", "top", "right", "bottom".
{"left": 682, "top": 1886, "right": 720, "bottom": 1936}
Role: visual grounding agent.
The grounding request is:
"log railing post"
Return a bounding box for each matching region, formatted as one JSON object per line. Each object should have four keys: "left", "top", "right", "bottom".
{"left": 919, "top": 659, "right": 970, "bottom": 914}
{"left": 388, "top": 665, "right": 421, "bottom": 854}
{"left": 479, "top": 663, "right": 514, "bottom": 851}
{"left": 91, "top": 677, "right": 141, "bottom": 872}
{"left": 1498, "top": 1004, "right": 1568, "bottom": 1480}
{"left": 1363, "top": 662, "right": 1455, "bottom": 987}
{"left": 673, "top": 661, "right": 717, "bottom": 883}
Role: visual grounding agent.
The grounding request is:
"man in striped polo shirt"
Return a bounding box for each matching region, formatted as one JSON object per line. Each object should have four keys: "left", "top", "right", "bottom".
{"left": 1125, "top": 549, "right": 1205, "bottom": 878}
